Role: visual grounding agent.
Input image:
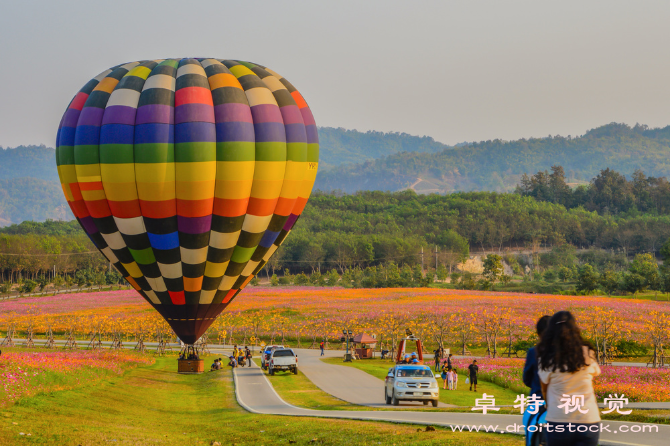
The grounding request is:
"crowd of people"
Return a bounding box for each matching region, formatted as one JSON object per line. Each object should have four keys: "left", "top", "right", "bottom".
{"left": 217, "top": 345, "right": 253, "bottom": 370}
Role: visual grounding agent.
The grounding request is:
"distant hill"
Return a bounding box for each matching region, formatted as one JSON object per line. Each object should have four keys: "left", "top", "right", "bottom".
{"left": 0, "top": 177, "right": 70, "bottom": 225}
{"left": 0, "top": 145, "right": 59, "bottom": 182}
{"left": 314, "top": 123, "right": 670, "bottom": 193}
{"left": 317, "top": 127, "right": 450, "bottom": 168}
{"left": 0, "top": 128, "right": 450, "bottom": 225}
{"left": 5, "top": 122, "right": 670, "bottom": 224}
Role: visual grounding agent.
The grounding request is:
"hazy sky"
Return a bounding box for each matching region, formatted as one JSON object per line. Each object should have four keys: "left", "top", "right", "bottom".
{"left": 1, "top": 0, "right": 669, "bottom": 148}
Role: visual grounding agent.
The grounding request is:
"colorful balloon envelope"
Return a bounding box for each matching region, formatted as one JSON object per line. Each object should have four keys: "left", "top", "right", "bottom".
{"left": 55, "top": 59, "right": 318, "bottom": 344}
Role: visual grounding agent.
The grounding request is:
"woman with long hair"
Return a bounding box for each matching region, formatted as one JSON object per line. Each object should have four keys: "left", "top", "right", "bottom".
{"left": 537, "top": 311, "right": 601, "bottom": 446}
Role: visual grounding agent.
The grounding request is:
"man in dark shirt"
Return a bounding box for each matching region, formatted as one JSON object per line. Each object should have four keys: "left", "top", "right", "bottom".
{"left": 523, "top": 315, "right": 551, "bottom": 398}
{"left": 468, "top": 359, "right": 478, "bottom": 391}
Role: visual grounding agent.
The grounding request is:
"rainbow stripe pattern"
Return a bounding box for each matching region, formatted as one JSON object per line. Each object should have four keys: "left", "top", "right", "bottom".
{"left": 55, "top": 59, "right": 319, "bottom": 343}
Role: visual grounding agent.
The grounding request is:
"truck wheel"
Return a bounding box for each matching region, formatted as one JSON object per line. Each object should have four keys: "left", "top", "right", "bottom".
{"left": 432, "top": 400, "right": 438, "bottom": 407}
{"left": 385, "top": 390, "right": 392, "bottom": 405}
{"left": 269, "top": 367, "right": 274, "bottom": 376}
{"left": 392, "top": 392, "right": 399, "bottom": 406}
{"left": 423, "top": 400, "right": 428, "bottom": 405}
{"left": 293, "top": 367, "right": 298, "bottom": 375}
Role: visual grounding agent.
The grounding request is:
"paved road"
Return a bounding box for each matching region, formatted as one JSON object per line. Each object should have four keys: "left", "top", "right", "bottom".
{"left": 296, "top": 348, "right": 453, "bottom": 408}
{"left": 235, "top": 360, "right": 670, "bottom": 446}
{"left": 292, "top": 348, "right": 670, "bottom": 411}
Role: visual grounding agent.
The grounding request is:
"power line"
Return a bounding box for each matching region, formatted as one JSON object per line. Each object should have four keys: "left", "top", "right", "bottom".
{"left": 0, "top": 251, "right": 98, "bottom": 257}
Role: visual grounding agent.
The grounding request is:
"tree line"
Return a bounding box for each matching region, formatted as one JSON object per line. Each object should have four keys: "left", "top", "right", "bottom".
{"left": 517, "top": 165, "right": 670, "bottom": 215}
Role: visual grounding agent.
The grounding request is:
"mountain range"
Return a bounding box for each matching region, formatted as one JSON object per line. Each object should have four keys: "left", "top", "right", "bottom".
{"left": 2, "top": 123, "right": 670, "bottom": 225}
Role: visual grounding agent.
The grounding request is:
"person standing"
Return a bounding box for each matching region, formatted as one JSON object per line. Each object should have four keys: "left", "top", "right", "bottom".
{"left": 440, "top": 362, "right": 449, "bottom": 389}
{"left": 524, "top": 315, "right": 550, "bottom": 397}
{"left": 320, "top": 341, "right": 325, "bottom": 356}
{"left": 537, "top": 311, "right": 601, "bottom": 446}
{"left": 468, "top": 359, "right": 478, "bottom": 392}
{"left": 245, "top": 346, "right": 252, "bottom": 367}
{"left": 447, "top": 367, "right": 454, "bottom": 390}
{"left": 452, "top": 367, "right": 458, "bottom": 390}
{"left": 447, "top": 353, "right": 453, "bottom": 369}
{"left": 434, "top": 348, "right": 441, "bottom": 372}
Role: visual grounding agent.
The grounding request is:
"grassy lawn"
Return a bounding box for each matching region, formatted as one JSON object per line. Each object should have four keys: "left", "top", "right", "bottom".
{"left": 262, "top": 367, "right": 355, "bottom": 410}
{"left": 322, "top": 358, "right": 523, "bottom": 407}
{"left": 0, "top": 354, "right": 523, "bottom": 446}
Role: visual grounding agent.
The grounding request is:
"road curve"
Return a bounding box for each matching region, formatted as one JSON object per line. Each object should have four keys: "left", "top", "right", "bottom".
{"left": 233, "top": 360, "right": 670, "bottom": 446}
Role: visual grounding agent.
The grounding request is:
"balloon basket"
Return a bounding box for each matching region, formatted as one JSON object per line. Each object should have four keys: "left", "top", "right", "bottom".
{"left": 177, "top": 359, "right": 204, "bottom": 374}
{"left": 177, "top": 344, "right": 204, "bottom": 374}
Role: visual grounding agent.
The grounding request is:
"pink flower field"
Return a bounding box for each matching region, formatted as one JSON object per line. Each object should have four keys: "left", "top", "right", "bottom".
{"left": 445, "top": 358, "right": 670, "bottom": 402}
{"left": 0, "top": 350, "right": 154, "bottom": 407}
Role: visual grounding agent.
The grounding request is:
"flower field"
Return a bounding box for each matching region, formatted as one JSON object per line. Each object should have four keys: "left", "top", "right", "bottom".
{"left": 442, "top": 358, "right": 670, "bottom": 403}
{"left": 0, "top": 349, "right": 154, "bottom": 406}
{"left": 1, "top": 287, "right": 669, "bottom": 402}
{"left": 1, "top": 287, "right": 668, "bottom": 345}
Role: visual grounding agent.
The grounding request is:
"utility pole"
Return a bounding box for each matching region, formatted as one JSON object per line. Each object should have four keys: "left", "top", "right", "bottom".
{"left": 420, "top": 246, "right": 424, "bottom": 275}
{"left": 435, "top": 245, "right": 438, "bottom": 271}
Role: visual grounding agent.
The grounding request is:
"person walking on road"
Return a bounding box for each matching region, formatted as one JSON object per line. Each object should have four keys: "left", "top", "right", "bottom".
{"left": 468, "top": 359, "right": 478, "bottom": 392}
{"left": 434, "top": 348, "right": 441, "bottom": 371}
{"left": 524, "top": 315, "right": 550, "bottom": 398}
{"left": 538, "top": 311, "right": 601, "bottom": 446}
{"left": 320, "top": 341, "right": 325, "bottom": 356}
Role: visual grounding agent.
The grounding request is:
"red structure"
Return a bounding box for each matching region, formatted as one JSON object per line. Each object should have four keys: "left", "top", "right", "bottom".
{"left": 395, "top": 336, "right": 424, "bottom": 364}
{"left": 353, "top": 333, "right": 377, "bottom": 359}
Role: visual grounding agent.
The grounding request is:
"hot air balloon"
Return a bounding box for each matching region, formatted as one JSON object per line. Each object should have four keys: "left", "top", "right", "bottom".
{"left": 55, "top": 59, "right": 319, "bottom": 361}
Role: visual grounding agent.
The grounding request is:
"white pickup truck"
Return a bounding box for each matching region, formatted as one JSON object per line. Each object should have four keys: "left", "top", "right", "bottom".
{"left": 268, "top": 348, "right": 298, "bottom": 375}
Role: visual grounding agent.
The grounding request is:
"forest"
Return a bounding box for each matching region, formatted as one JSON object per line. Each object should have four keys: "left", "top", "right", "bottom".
{"left": 4, "top": 174, "right": 670, "bottom": 294}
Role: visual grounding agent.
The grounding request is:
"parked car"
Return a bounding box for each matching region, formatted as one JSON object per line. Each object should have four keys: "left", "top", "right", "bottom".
{"left": 261, "top": 345, "right": 284, "bottom": 370}
{"left": 268, "top": 348, "right": 298, "bottom": 375}
{"left": 384, "top": 364, "right": 439, "bottom": 407}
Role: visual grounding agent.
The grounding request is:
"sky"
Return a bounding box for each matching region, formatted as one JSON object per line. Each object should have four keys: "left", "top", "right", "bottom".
{"left": 1, "top": 0, "right": 669, "bottom": 148}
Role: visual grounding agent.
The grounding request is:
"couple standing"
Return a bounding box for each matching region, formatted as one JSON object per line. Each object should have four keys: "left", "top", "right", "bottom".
{"left": 524, "top": 311, "right": 602, "bottom": 446}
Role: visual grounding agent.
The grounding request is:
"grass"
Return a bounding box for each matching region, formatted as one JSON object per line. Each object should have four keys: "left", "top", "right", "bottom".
{"left": 262, "top": 367, "right": 355, "bottom": 410}
{"left": 321, "top": 358, "right": 521, "bottom": 407}
{"left": 0, "top": 355, "right": 524, "bottom": 445}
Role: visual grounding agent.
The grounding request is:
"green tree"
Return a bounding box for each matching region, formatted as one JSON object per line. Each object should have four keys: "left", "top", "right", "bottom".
{"left": 577, "top": 264, "right": 600, "bottom": 293}
{"left": 20, "top": 279, "right": 37, "bottom": 294}
{"left": 294, "top": 273, "right": 309, "bottom": 285}
{"left": 629, "top": 253, "right": 659, "bottom": 290}
{"left": 558, "top": 266, "right": 573, "bottom": 282}
{"left": 621, "top": 272, "right": 645, "bottom": 295}
{"left": 436, "top": 263, "right": 448, "bottom": 281}
{"left": 482, "top": 254, "right": 503, "bottom": 283}
{"left": 270, "top": 274, "right": 279, "bottom": 286}
{"left": 326, "top": 269, "right": 340, "bottom": 286}
{"left": 599, "top": 270, "right": 620, "bottom": 296}
{"left": 543, "top": 269, "right": 557, "bottom": 282}
{"left": 309, "top": 270, "right": 323, "bottom": 286}
{"left": 661, "top": 237, "right": 670, "bottom": 264}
